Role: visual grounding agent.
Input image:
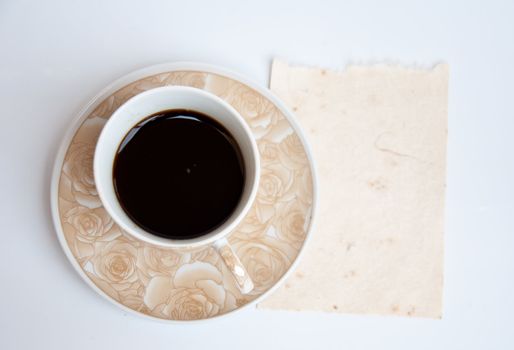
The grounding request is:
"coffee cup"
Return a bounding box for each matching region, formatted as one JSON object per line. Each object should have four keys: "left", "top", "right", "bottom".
{"left": 94, "top": 86, "right": 259, "bottom": 293}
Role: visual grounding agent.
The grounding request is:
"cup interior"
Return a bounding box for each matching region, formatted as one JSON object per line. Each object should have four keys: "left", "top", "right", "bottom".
{"left": 94, "top": 86, "right": 260, "bottom": 248}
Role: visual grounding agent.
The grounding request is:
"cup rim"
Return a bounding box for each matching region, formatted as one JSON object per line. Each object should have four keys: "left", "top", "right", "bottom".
{"left": 93, "top": 85, "right": 260, "bottom": 248}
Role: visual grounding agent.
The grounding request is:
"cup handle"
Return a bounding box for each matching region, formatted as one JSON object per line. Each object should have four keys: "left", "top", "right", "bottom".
{"left": 214, "top": 238, "right": 254, "bottom": 294}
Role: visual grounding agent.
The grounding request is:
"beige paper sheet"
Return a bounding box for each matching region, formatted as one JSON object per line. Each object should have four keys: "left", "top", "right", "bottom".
{"left": 258, "top": 60, "right": 448, "bottom": 318}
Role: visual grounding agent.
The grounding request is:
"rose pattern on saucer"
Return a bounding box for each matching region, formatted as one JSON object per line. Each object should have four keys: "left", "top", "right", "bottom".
{"left": 144, "top": 262, "right": 237, "bottom": 320}
{"left": 57, "top": 71, "right": 314, "bottom": 321}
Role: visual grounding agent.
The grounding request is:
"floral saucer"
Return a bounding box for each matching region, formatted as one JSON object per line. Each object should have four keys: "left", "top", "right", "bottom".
{"left": 51, "top": 63, "right": 317, "bottom": 322}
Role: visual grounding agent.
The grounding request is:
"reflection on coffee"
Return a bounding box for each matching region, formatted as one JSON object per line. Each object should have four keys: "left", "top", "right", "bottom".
{"left": 113, "top": 109, "right": 245, "bottom": 240}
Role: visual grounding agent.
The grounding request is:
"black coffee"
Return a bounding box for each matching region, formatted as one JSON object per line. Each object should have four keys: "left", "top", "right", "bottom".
{"left": 113, "top": 109, "right": 245, "bottom": 240}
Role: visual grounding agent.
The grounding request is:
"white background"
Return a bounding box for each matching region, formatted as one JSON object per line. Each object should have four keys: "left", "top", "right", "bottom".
{"left": 1, "top": 0, "right": 514, "bottom": 349}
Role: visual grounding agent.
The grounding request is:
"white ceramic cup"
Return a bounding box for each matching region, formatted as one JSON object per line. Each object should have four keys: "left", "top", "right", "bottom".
{"left": 94, "top": 86, "right": 259, "bottom": 293}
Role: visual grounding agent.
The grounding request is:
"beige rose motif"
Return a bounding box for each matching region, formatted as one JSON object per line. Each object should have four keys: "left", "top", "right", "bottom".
{"left": 144, "top": 262, "right": 236, "bottom": 320}
{"left": 232, "top": 237, "right": 292, "bottom": 294}
{"left": 113, "top": 74, "right": 178, "bottom": 106}
{"left": 231, "top": 88, "right": 268, "bottom": 119}
{"left": 277, "top": 201, "right": 311, "bottom": 246}
{"left": 163, "top": 72, "right": 207, "bottom": 88}
{"left": 233, "top": 205, "right": 270, "bottom": 239}
{"left": 190, "top": 247, "right": 222, "bottom": 269}
{"left": 278, "top": 133, "right": 308, "bottom": 170}
{"left": 257, "top": 164, "right": 295, "bottom": 205}
{"left": 239, "top": 99, "right": 285, "bottom": 140}
{"left": 254, "top": 164, "right": 295, "bottom": 225}
{"left": 111, "top": 83, "right": 141, "bottom": 108}
{"left": 93, "top": 239, "right": 139, "bottom": 291}
{"left": 136, "top": 246, "right": 184, "bottom": 284}
{"left": 64, "top": 206, "right": 114, "bottom": 243}
{"left": 258, "top": 140, "right": 281, "bottom": 166}
{"left": 63, "top": 142, "right": 101, "bottom": 208}
{"left": 73, "top": 116, "right": 107, "bottom": 144}
{"left": 90, "top": 96, "right": 118, "bottom": 119}
{"left": 118, "top": 283, "right": 145, "bottom": 310}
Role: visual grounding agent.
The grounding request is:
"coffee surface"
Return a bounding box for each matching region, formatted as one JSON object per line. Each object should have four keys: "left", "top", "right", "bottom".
{"left": 113, "top": 109, "right": 245, "bottom": 239}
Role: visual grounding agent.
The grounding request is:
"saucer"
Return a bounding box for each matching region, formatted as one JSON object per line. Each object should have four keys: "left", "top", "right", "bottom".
{"left": 51, "top": 62, "right": 317, "bottom": 322}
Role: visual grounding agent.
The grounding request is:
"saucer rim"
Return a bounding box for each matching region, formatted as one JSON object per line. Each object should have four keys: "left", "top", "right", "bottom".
{"left": 50, "top": 62, "right": 318, "bottom": 323}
